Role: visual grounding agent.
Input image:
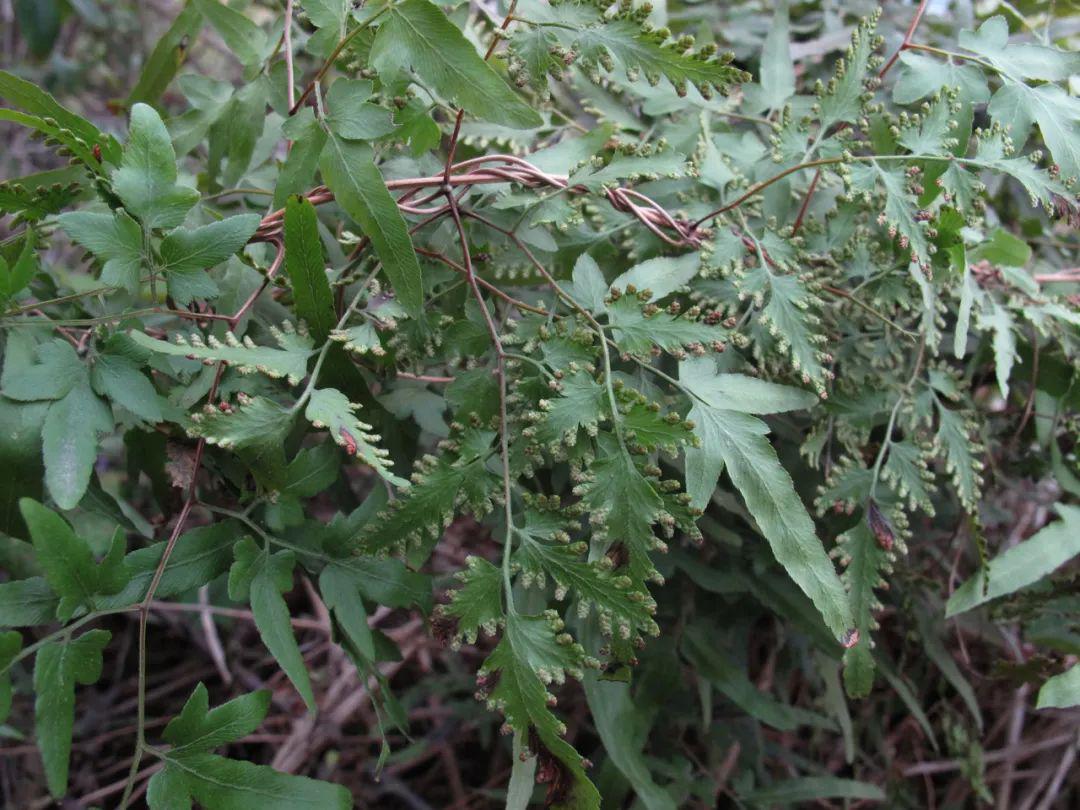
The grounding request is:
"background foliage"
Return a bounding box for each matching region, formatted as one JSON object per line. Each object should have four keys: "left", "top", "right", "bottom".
{"left": 1, "top": 0, "right": 1079, "bottom": 807}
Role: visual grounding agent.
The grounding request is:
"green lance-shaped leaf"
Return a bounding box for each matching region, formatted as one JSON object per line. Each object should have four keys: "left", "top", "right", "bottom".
{"left": 679, "top": 357, "right": 854, "bottom": 641}
{"left": 946, "top": 504, "right": 1080, "bottom": 617}
{"left": 284, "top": 195, "right": 336, "bottom": 342}
{"left": 19, "top": 499, "right": 129, "bottom": 620}
{"left": 320, "top": 135, "right": 424, "bottom": 317}
{"left": 33, "top": 629, "right": 111, "bottom": 798}
{"left": 228, "top": 538, "right": 316, "bottom": 711}
{"left": 113, "top": 103, "right": 200, "bottom": 230}
{"left": 370, "top": 0, "right": 542, "bottom": 130}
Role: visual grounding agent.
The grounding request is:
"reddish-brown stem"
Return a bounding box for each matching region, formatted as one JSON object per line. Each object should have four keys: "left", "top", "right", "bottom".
{"left": 879, "top": 0, "right": 932, "bottom": 78}
{"left": 790, "top": 165, "right": 820, "bottom": 236}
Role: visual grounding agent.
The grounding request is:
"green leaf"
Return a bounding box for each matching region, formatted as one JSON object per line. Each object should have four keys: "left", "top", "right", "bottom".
{"left": 282, "top": 442, "right": 340, "bottom": 497}
{"left": 130, "top": 324, "right": 315, "bottom": 385}
{"left": 42, "top": 382, "right": 113, "bottom": 510}
{"left": 609, "top": 253, "right": 699, "bottom": 302}
{"left": 570, "top": 14, "right": 746, "bottom": 99}
{"left": 305, "top": 387, "right": 406, "bottom": 486}
{"left": 33, "top": 629, "right": 111, "bottom": 798}
{"left": 959, "top": 16, "right": 1080, "bottom": 82}
{"left": 150, "top": 752, "right": 352, "bottom": 810}
{"left": 126, "top": 1, "right": 204, "bottom": 109}
{"left": 319, "top": 564, "right": 376, "bottom": 660}
{"left": 325, "top": 78, "right": 396, "bottom": 141}
{"left": 1037, "top": 665, "right": 1080, "bottom": 710}
{"left": 320, "top": 135, "right": 424, "bottom": 316}
{"left": 284, "top": 195, "right": 336, "bottom": 342}
{"left": 531, "top": 372, "right": 606, "bottom": 446}
{"left": 113, "top": 103, "right": 200, "bottom": 230}
{"left": 758, "top": 1, "right": 794, "bottom": 110}
{"left": 193, "top": 0, "right": 268, "bottom": 68}
{"left": 583, "top": 676, "right": 674, "bottom": 810}
{"left": 607, "top": 296, "right": 724, "bottom": 357}
{"left": 97, "top": 521, "right": 240, "bottom": 609}
{"left": 0, "top": 69, "right": 121, "bottom": 165}
{"left": 1, "top": 336, "right": 83, "bottom": 402}
{"left": 737, "top": 263, "right": 830, "bottom": 391}
{"left": 947, "top": 504, "right": 1080, "bottom": 616}
{"left": 817, "top": 17, "right": 877, "bottom": 130}
{"left": 335, "top": 555, "right": 432, "bottom": 612}
{"left": 14, "top": 0, "right": 61, "bottom": 59}
{"left": 149, "top": 683, "right": 351, "bottom": 809}
{"left": 0, "top": 397, "right": 45, "bottom": 538}
{"left": 0, "top": 577, "right": 60, "bottom": 627}
{"left": 0, "top": 166, "right": 87, "bottom": 224}
{"left": 480, "top": 612, "right": 600, "bottom": 809}
{"left": 570, "top": 253, "right": 608, "bottom": 313}
{"left": 0, "top": 631, "right": 22, "bottom": 723}
{"left": 163, "top": 682, "right": 269, "bottom": 754}
{"left": 188, "top": 395, "right": 292, "bottom": 488}
{"left": 892, "top": 51, "right": 989, "bottom": 105}
{"left": 741, "top": 776, "right": 884, "bottom": 805}
{"left": 91, "top": 353, "right": 163, "bottom": 423}
{"left": 837, "top": 522, "right": 889, "bottom": 697}
{"left": 570, "top": 149, "right": 687, "bottom": 192}
{"left": 304, "top": 0, "right": 350, "bottom": 35}
{"left": 19, "top": 499, "right": 129, "bottom": 620}
{"left": 681, "top": 361, "right": 853, "bottom": 641}
{"left": 275, "top": 108, "right": 328, "bottom": 208}
{"left": 57, "top": 210, "right": 145, "bottom": 293}
{"left": 228, "top": 538, "right": 316, "bottom": 710}
{"left": 981, "top": 302, "right": 1017, "bottom": 400}
{"left": 0, "top": 227, "right": 39, "bottom": 301}
{"left": 370, "top": 0, "right": 542, "bottom": 130}
{"left": 679, "top": 357, "right": 818, "bottom": 414}
{"left": 440, "top": 555, "right": 504, "bottom": 644}
{"left": 159, "top": 214, "right": 261, "bottom": 277}
{"left": 684, "top": 625, "right": 833, "bottom": 731}
{"left": 361, "top": 429, "right": 499, "bottom": 563}
{"left": 577, "top": 444, "right": 699, "bottom": 590}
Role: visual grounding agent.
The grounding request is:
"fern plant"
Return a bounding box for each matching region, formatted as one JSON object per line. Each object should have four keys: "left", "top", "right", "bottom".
{"left": 1, "top": 1, "right": 1078, "bottom": 807}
